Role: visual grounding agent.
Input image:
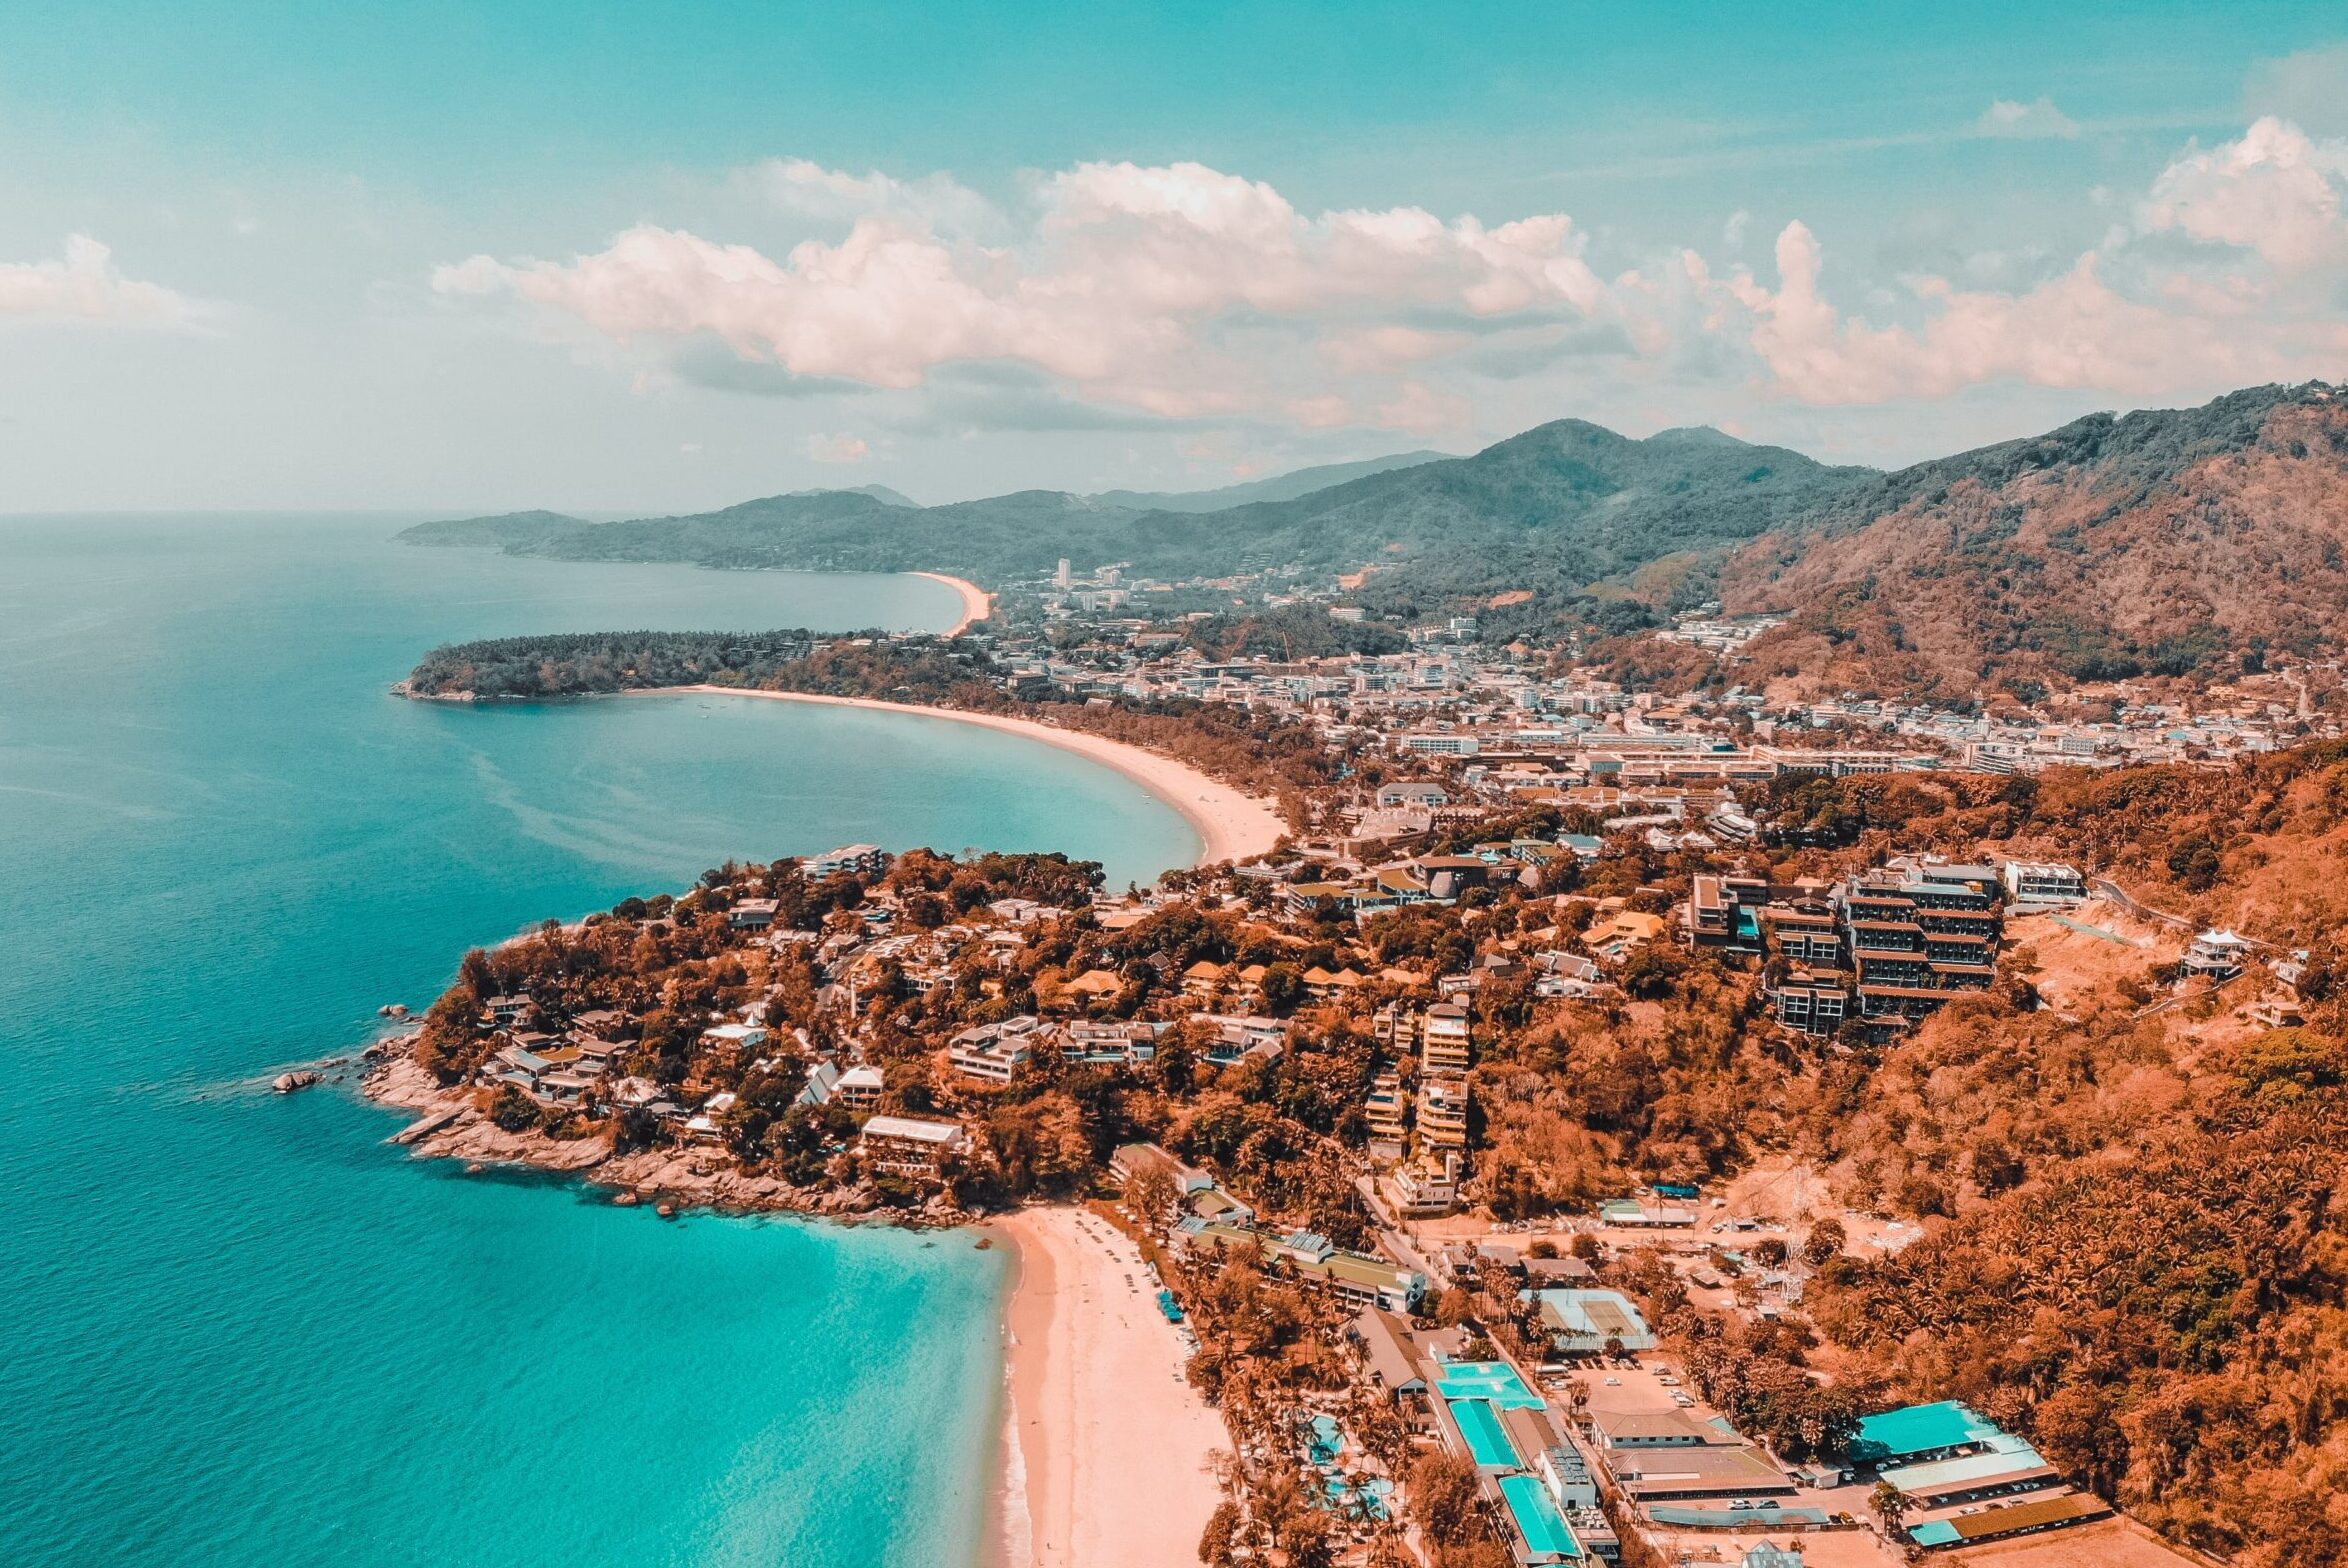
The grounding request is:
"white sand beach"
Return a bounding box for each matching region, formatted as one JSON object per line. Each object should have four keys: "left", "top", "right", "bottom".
{"left": 992, "top": 1207, "right": 1228, "bottom": 1568}
{"left": 648, "top": 685, "right": 1288, "bottom": 865}
{"left": 911, "top": 571, "right": 994, "bottom": 635}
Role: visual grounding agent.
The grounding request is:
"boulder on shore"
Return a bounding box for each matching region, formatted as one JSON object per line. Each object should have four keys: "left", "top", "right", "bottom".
{"left": 272, "top": 1070, "right": 321, "bottom": 1094}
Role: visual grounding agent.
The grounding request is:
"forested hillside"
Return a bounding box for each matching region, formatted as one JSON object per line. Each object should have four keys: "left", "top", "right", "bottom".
{"left": 398, "top": 629, "right": 1337, "bottom": 819}
{"left": 399, "top": 422, "right": 1874, "bottom": 621}
{"left": 1726, "top": 383, "right": 2348, "bottom": 700}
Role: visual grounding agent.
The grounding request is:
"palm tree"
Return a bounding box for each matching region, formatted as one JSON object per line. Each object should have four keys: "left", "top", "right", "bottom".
{"left": 1871, "top": 1478, "right": 1910, "bottom": 1541}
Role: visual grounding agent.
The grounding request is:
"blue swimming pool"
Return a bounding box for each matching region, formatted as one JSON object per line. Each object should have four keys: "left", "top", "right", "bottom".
{"left": 1447, "top": 1398, "right": 1520, "bottom": 1469}
{"left": 1499, "top": 1474, "right": 1583, "bottom": 1558}
{"left": 1435, "top": 1361, "right": 1546, "bottom": 1410}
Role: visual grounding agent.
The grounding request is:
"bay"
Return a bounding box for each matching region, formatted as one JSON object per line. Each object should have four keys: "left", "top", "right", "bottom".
{"left": 0, "top": 514, "right": 1194, "bottom": 1567}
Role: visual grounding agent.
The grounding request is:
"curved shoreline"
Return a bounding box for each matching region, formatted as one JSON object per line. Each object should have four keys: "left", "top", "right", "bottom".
{"left": 986, "top": 1208, "right": 1227, "bottom": 1568}
{"left": 633, "top": 686, "right": 1286, "bottom": 867}
{"left": 910, "top": 571, "right": 993, "bottom": 636}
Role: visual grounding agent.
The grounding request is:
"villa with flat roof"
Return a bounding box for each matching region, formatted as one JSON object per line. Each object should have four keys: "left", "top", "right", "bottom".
{"left": 856, "top": 1114, "right": 967, "bottom": 1178}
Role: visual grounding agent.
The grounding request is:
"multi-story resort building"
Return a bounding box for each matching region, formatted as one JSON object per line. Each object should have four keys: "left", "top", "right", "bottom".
{"left": 1692, "top": 859, "right": 2012, "bottom": 1035}
{"left": 1364, "top": 1072, "right": 1408, "bottom": 1162}
{"left": 1415, "top": 1078, "right": 1471, "bottom": 1153}
{"left": 2002, "top": 860, "right": 2088, "bottom": 905}
{"left": 1419, "top": 1001, "right": 1473, "bottom": 1076}
{"left": 1366, "top": 1001, "right": 1475, "bottom": 1213}
{"left": 1842, "top": 862, "right": 2002, "bottom": 1021}
{"left": 806, "top": 842, "right": 890, "bottom": 879}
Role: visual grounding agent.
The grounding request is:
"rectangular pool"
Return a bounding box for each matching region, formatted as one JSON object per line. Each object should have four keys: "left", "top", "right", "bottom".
{"left": 1447, "top": 1398, "right": 1520, "bottom": 1469}
{"left": 1499, "top": 1473, "right": 1583, "bottom": 1558}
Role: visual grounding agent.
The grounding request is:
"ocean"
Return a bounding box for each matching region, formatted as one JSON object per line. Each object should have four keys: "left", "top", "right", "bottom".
{"left": 0, "top": 514, "right": 1196, "bottom": 1567}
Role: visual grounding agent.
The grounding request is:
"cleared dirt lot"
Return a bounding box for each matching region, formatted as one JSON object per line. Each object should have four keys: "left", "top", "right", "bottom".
{"left": 2006, "top": 902, "right": 2178, "bottom": 1012}
{"left": 1952, "top": 1518, "right": 2205, "bottom": 1568}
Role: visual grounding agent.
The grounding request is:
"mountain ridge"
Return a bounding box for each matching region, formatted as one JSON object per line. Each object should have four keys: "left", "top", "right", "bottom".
{"left": 403, "top": 383, "right": 2348, "bottom": 694}
{"left": 1723, "top": 382, "right": 2348, "bottom": 698}
{"left": 1087, "top": 449, "right": 1452, "bottom": 512}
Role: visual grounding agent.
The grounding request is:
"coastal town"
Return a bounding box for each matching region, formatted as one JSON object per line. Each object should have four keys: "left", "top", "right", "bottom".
{"left": 995, "top": 559, "right": 2337, "bottom": 779}
{"left": 371, "top": 565, "right": 2325, "bottom": 1568}
{"left": 29, "top": 15, "right": 2348, "bottom": 1568}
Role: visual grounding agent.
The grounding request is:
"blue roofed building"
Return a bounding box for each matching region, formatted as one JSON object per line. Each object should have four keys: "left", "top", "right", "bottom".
{"left": 1849, "top": 1400, "right": 2003, "bottom": 1468}
{"left": 1854, "top": 1400, "right": 2112, "bottom": 1552}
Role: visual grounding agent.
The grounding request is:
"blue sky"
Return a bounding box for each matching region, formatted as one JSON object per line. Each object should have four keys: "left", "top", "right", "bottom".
{"left": 2, "top": 1, "right": 2344, "bottom": 510}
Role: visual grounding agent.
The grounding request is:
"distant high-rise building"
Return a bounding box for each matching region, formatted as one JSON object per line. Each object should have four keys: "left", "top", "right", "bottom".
{"left": 1054, "top": 558, "right": 1072, "bottom": 589}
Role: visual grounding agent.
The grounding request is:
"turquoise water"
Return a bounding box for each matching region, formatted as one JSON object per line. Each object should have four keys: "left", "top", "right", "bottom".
{"left": 0, "top": 515, "right": 1197, "bottom": 1567}
{"left": 1448, "top": 1398, "right": 1520, "bottom": 1469}
{"left": 1498, "top": 1475, "right": 1582, "bottom": 1557}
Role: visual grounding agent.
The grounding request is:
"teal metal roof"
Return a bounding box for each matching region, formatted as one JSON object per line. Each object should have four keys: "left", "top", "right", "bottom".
{"left": 1854, "top": 1400, "right": 2002, "bottom": 1462}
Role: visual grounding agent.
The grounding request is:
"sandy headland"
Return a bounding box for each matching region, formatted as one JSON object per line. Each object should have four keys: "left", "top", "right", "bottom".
{"left": 643, "top": 686, "right": 1288, "bottom": 866}
{"left": 989, "top": 1207, "right": 1229, "bottom": 1568}
{"left": 911, "top": 571, "right": 995, "bottom": 636}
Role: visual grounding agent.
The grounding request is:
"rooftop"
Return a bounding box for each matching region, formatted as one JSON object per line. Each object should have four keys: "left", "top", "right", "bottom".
{"left": 1854, "top": 1400, "right": 2003, "bottom": 1463}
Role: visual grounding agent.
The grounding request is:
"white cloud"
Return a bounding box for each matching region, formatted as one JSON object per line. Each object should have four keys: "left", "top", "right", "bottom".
{"left": 1373, "top": 380, "right": 1471, "bottom": 434}
{"left": 433, "top": 157, "right": 1627, "bottom": 427}
{"left": 0, "top": 236, "right": 208, "bottom": 329}
{"left": 1717, "top": 118, "right": 2348, "bottom": 405}
{"left": 805, "top": 431, "right": 869, "bottom": 464}
{"left": 1726, "top": 223, "right": 2252, "bottom": 403}
{"left": 2142, "top": 116, "right": 2348, "bottom": 270}
{"left": 735, "top": 157, "right": 997, "bottom": 236}
{"left": 1975, "top": 97, "right": 2081, "bottom": 141}
{"left": 2247, "top": 43, "right": 2348, "bottom": 137}
{"left": 433, "top": 126, "right": 2348, "bottom": 430}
